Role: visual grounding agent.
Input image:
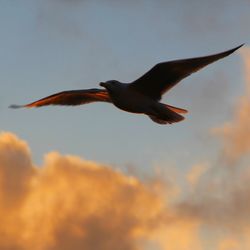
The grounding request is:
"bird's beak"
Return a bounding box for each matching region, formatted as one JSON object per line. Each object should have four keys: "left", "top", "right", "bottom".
{"left": 99, "top": 82, "right": 105, "bottom": 87}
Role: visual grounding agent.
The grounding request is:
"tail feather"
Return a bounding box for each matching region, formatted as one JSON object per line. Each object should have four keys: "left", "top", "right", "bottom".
{"left": 165, "top": 104, "right": 188, "bottom": 114}
{"left": 148, "top": 104, "right": 185, "bottom": 125}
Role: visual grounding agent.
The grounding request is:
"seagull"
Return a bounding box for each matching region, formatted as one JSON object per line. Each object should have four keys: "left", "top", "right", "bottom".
{"left": 10, "top": 44, "right": 243, "bottom": 125}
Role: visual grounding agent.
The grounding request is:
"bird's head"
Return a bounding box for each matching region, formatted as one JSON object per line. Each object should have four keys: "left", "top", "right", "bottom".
{"left": 100, "top": 80, "right": 120, "bottom": 90}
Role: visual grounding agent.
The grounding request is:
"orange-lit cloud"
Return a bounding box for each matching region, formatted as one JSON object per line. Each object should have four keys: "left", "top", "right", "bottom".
{"left": 1, "top": 131, "right": 249, "bottom": 250}
{"left": 0, "top": 132, "right": 203, "bottom": 250}
{"left": 186, "top": 162, "right": 209, "bottom": 187}
{"left": 0, "top": 132, "right": 165, "bottom": 250}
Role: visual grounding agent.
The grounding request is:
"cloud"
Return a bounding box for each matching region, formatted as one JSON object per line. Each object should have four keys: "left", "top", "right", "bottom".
{"left": 0, "top": 132, "right": 186, "bottom": 250}
{"left": 186, "top": 162, "right": 209, "bottom": 187}
{"left": 0, "top": 132, "right": 206, "bottom": 250}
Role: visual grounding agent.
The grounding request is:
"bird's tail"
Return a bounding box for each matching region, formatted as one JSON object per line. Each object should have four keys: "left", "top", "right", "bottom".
{"left": 164, "top": 104, "right": 188, "bottom": 114}
{"left": 147, "top": 103, "right": 186, "bottom": 125}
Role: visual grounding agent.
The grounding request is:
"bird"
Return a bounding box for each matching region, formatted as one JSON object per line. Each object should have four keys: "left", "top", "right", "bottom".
{"left": 10, "top": 44, "right": 243, "bottom": 125}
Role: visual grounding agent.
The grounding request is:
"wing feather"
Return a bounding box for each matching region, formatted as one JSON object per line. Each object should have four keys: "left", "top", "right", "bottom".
{"left": 130, "top": 44, "right": 243, "bottom": 100}
{"left": 9, "top": 88, "right": 111, "bottom": 108}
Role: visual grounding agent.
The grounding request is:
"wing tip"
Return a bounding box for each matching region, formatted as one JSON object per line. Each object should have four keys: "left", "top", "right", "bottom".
{"left": 9, "top": 104, "right": 24, "bottom": 109}
{"left": 227, "top": 43, "right": 244, "bottom": 55}
{"left": 9, "top": 104, "right": 34, "bottom": 109}
{"left": 236, "top": 43, "right": 245, "bottom": 49}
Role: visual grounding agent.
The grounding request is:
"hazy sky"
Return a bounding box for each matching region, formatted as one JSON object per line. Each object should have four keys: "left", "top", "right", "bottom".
{"left": 1, "top": 1, "right": 250, "bottom": 250}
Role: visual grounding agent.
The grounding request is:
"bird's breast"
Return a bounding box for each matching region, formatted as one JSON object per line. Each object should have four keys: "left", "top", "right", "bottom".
{"left": 108, "top": 87, "right": 155, "bottom": 114}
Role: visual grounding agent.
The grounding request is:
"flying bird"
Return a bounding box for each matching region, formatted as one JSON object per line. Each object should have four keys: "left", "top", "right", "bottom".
{"left": 10, "top": 44, "right": 243, "bottom": 125}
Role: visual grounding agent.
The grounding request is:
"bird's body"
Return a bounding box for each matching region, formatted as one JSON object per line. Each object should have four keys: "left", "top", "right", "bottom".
{"left": 100, "top": 81, "right": 185, "bottom": 124}
{"left": 102, "top": 81, "right": 154, "bottom": 113}
{"left": 10, "top": 44, "right": 243, "bottom": 125}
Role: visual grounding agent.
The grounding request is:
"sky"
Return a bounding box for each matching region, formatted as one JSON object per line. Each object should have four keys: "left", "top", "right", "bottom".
{"left": 0, "top": 1, "right": 250, "bottom": 250}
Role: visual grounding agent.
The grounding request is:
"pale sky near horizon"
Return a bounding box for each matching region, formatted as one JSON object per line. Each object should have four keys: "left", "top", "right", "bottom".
{"left": 0, "top": 0, "right": 249, "bottom": 172}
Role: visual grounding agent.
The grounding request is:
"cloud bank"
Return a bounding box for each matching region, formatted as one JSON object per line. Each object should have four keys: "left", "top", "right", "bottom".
{"left": 0, "top": 132, "right": 203, "bottom": 250}
{"left": 0, "top": 132, "right": 167, "bottom": 250}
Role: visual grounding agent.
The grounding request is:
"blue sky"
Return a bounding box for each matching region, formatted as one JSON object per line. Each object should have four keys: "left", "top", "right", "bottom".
{"left": 0, "top": 0, "right": 249, "bottom": 172}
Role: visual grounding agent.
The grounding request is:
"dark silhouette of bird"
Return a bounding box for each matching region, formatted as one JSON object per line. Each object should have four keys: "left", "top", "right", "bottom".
{"left": 10, "top": 44, "right": 243, "bottom": 125}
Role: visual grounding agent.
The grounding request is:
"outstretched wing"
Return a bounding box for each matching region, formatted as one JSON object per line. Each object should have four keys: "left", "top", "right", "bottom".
{"left": 10, "top": 88, "right": 111, "bottom": 108}
{"left": 130, "top": 44, "right": 244, "bottom": 100}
